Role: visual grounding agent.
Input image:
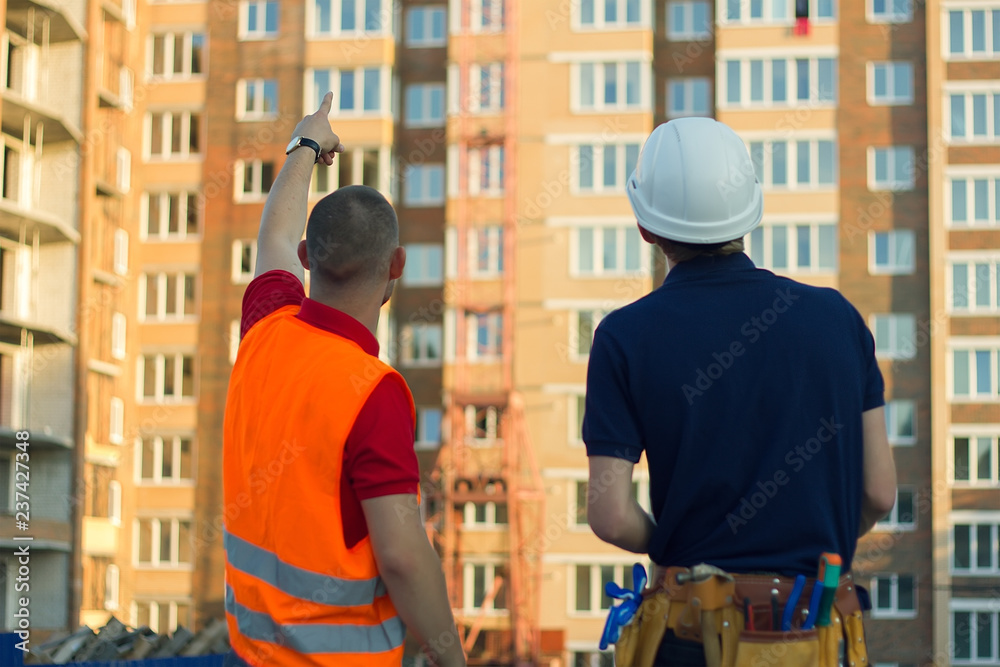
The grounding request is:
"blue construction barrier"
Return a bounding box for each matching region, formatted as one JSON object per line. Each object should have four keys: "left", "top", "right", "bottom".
{"left": 0, "top": 633, "right": 226, "bottom": 667}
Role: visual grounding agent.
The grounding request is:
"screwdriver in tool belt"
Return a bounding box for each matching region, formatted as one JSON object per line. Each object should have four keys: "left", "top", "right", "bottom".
{"left": 803, "top": 552, "right": 841, "bottom": 630}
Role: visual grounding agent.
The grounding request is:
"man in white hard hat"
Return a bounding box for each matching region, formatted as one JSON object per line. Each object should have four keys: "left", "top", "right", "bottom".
{"left": 582, "top": 118, "right": 898, "bottom": 666}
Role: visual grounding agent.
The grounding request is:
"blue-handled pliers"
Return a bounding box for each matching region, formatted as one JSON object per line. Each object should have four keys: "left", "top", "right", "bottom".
{"left": 599, "top": 563, "right": 647, "bottom": 650}
{"left": 780, "top": 574, "right": 807, "bottom": 631}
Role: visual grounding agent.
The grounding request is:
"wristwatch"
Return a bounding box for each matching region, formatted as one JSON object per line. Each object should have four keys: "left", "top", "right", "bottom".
{"left": 285, "top": 136, "right": 322, "bottom": 161}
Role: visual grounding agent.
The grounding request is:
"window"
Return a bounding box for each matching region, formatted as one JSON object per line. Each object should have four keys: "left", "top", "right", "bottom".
{"left": 885, "top": 399, "right": 916, "bottom": 446}
{"left": 109, "top": 397, "right": 124, "bottom": 445}
{"left": 578, "top": 0, "right": 645, "bottom": 29}
{"left": 947, "top": 9, "right": 1000, "bottom": 58}
{"left": 573, "top": 564, "right": 627, "bottom": 613}
{"left": 464, "top": 501, "right": 508, "bottom": 528}
{"left": 948, "top": 175, "right": 1000, "bottom": 226}
{"left": 747, "top": 139, "right": 837, "bottom": 189}
{"left": 237, "top": 78, "right": 278, "bottom": 120}
{"left": 667, "top": 78, "right": 711, "bottom": 118}
{"left": 117, "top": 148, "right": 131, "bottom": 193}
{"left": 576, "top": 143, "right": 640, "bottom": 193}
{"left": 467, "top": 0, "right": 505, "bottom": 33}
{"left": 404, "top": 164, "right": 445, "bottom": 206}
{"left": 875, "top": 486, "right": 915, "bottom": 531}
{"left": 131, "top": 600, "right": 192, "bottom": 635}
{"left": 111, "top": 313, "right": 126, "bottom": 360}
{"left": 138, "top": 353, "right": 195, "bottom": 402}
{"left": 415, "top": 407, "right": 443, "bottom": 449}
{"left": 871, "top": 314, "right": 916, "bottom": 360}
{"left": 108, "top": 480, "right": 121, "bottom": 525}
{"left": 746, "top": 222, "right": 838, "bottom": 273}
{"left": 869, "top": 147, "right": 915, "bottom": 191}
{"left": 723, "top": 57, "right": 836, "bottom": 107}
{"left": 310, "top": 67, "right": 384, "bottom": 115}
{"left": 114, "top": 229, "right": 129, "bottom": 276}
{"left": 232, "top": 241, "right": 257, "bottom": 284}
{"left": 571, "top": 394, "right": 586, "bottom": 444}
{"left": 952, "top": 516, "right": 1000, "bottom": 573}
{"left": 870, "top": 574, "right": 916, "bottom": 619}
{"left": 465, "top": 404, "right": 502, "bottom": 443}
{"left": 134, "top": 517, "right": 193, "bottom": 567}
{"left": 948, "top": 90, "right": 1000, "bottom": 142}
{"left": 951, "top": 347, "right": 1000, "bottom": 398}
{"left": 146, "top": 112, "right": 201, "bottom": 159}
{"left": 722, "top": 0, "right": 789, "bottom": 23}
{"left": 868, "top": 62, "right": 913, "bottom": 105}
{"left": 573, "top": 61, "right": 648, "bottom": 112}
{"left": 570, "top": 651, "right": 615, "bottom": 667}
{"left": 573, "top": 226, "right": 644, "bottom": 276}
{"left": 464, "top": 145, "right": 505, "bottom": 196}
{"left": 952, "top": 604, "right": 999, "bottom": 663}
{"left": 667, "top": 1, "right": 710, "bottom": 38}
{"left": 137, "top": 435, "right": 194, "bottom": 483}
{"left": 403, "top": 243, "right": 443, "bottom": 286}
{"left": 952, "top": 435, "right": 999, "bottom": 485}
{"left": 406, "top": 6, "right": 446, "bottom": 45}
{"left": 405, "top": 83, "right": 445, "bottom": 127}
{"left": 574, "top": 310, "right": 608, "bottom": 360}
{"left": 869, "top": 231, "right": 915, "bottom": 275}
{"left": 463, "top": 562, "right": 507, "bottom": 612}
{"left": 148, "top": 32, "right": 205, "bottom": 79}
{"left": 105, "top": 564, "right": 120, "bottom": 611}
{"left": 140, "top": 272, "right": 197, "bottom": 320}
{"left": 230, "top": 320, "right": 240, "bottom": 364}
{"left": 950, "top": 259, "right": 1000, "bottom": 311}
{"left": 469, "top": 226, "right": 503, "bottom": 277}
{"left": 452, "top": 63, "right": 504, "bottom": 114}
{"left": 401, "top": 324, "right": 442, "bottom": 365}
{"left": 236, "top": 160, "right": 275, "bottom": 200}
{"left": 239, "top": 0, "right": 279, "bottom": 39}
{"left": 143, "top": 192, "right": 200, "bottom": 239}
{"left": 868, "top": 0, "right": 911, "bottom": 23}
{"left": 575, "top": 480, "right": 590, "bottom": 525}
{"left": 311, "top": 0, "right": 385, "bottom": 35}
{"left": 467, "top": 312, "right": 503, "bottom": 360}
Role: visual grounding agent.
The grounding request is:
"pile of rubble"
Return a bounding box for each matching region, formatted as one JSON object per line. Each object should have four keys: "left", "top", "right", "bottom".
{"left": 24, "top": 617, "right": 229, "bottom": 664}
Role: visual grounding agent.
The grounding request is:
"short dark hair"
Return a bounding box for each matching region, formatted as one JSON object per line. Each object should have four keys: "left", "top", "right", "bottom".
{"left": 305, "top": 185, "right": 399, "bottom": 286}
{"left": 648, "top": 233, "right": 745, "bottom": 264}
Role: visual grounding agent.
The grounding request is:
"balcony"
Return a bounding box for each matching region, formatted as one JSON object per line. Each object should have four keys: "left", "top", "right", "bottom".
{"left": 6, "top": 0, "right": 87, "bottom": 45}
{"left": 82, "top": 516, "right": 119, "bottom": 556}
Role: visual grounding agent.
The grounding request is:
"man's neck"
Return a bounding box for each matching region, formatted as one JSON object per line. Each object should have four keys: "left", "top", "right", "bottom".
{"left": 307, "top": 286, "right": 382, "bottom": 336}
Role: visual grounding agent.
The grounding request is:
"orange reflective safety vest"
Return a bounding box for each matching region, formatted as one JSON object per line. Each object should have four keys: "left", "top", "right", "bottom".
{"left": 223, "top": 305, "right": 413, "bottom": 667}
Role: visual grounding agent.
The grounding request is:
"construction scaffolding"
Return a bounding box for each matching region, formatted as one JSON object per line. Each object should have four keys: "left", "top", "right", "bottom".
{"left": 428, "top": 0, "right": 546, "bottom": 664}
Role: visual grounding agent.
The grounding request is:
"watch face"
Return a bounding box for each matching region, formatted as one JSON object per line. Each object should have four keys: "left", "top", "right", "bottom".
{"left": 285, "top": 137, "right": 301, "bottom": 154}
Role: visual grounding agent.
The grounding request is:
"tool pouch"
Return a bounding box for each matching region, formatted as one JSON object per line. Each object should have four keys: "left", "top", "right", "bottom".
{"left": 614, "top": 592, "right": 670, "bottom": 667}
{"left": 732, "top": 628, "right": 820, "bottom": 667}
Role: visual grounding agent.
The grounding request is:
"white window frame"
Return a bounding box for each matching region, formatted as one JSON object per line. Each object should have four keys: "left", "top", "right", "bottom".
{"left": 466, "top": 145, "right": 504, "bottom": 196}
{"left": 572, "top": 309, "right": 608, "bottom": 361}
{"left": 307, "top": 66, "right": 387, "bottom": 117}
{"left": 947, "top": 172, "right": 1000, "bottom": 227}
{"left": 404, "top": 83, "right": 446, "bottom": 127}
{"left": 868, "top": 61, "right": 914, "bottom": 106}
{"left": 868, "top": 146, "right": 915, "bottom": 191}
{"left": 467, "top": 0, "right": 505, "bottom": 34}
{"left": 870, "top": 313, "right": 916, "bottom": 360}
{"left": 576, "top": 0, "right": 650, "bottom": 30}
{"left": 667, "top": 77, "right": 711, "bottom": 118}
{"left": 869, "top": 573, "right": 917, "bottom": 619}
{"left": 145, "top": 111, "right": 201, "bottom": 160}
{"left": 232, "top": 240, "right": 257, "bottom": 284}
{"left": 108, "top": 480, "right": 122, "bottom": 526}
{"left": 569, "top": 563, "right": 628, "bottom": 615}
{"left": 950, "top": 432, "right": 1000, "bottom": 486}
{"left": 746, "top": 138, "right": 838, "bottom": 190}
{"left": 406, "top": 6, "right": 447, "bottom": 46}
{"left": 146, "top": 32, "right": 205, "bottom": 80}
{"left": 950, "top": 512, "right": 1000, "bottom": 575}
{"left": 235, "top": 160, "right": 275, "bottom": 202}
{"left": 403, "top": 164, "right": 445, "bottom": 206}
{"left": 110, "top": 397, "right": 124, "bottom": 445}
{"left": 885, "top": 399, "right": 916, "bottom": 446}
{"left": 945, "top": 8, "right": 1000, "bottom": 60}
{"left": 117, "top": 147, "right": 131, "bottom": 193}
{"left": 237, "top": 78, "right": 278, "bottom": 120}
{"left": 949, "top": 341, "right": 1000, "bottom": 400}
{"left": 135, "top": 435, "right": 195, "bottom": 484}
{"left": 667, "top": 1, "right": 710, "bottom": 39}
{"left": 141, "top": 192, "right": 201, "bottom": 240}
{"left": 719, "top": 0, "right": 795, "bottom": 24}
{"left": 745, "top": 220, "right": 838, "bottom": 274}
{"left": 114, "top": 229, "right": 129, "bottom": 276}
{"left": 950, "top": 257, "right": 1000, "bottom": 312}
{"left": 308, "top": 0, "right": 389, "bottom": 37}
{"left": 466, "top": 312, "right": 503, "bottom": 362}
{"left": 465, "top": 404, "right": 502, "bottom": 444}
{"left": 133, "top": 517, "right": 193, "bottom": 568}
{"left": 869, "top": 230, "right": 915, "bottom": 275}
{"left": 946, "top": 88, "right": 1000, "bottom": 143}
{"left": 400, "top": 323, "right": 443, "bottom": 366}
{"left": 230, "top": 320, "right": 240, "bottom": 364}
{"left": 574, "top": 143, "right": 641, "bottom": 194}
{"left": 469, "top": 226, "right": 503, "bottom": 278}
{"left": 105, "top": 564, "right": 120, "bottom": 610}
{"left": 139, "top": 272, "right": 198, "bottom": 321}
{"left": 866, "top": 0, "right": 911, "bottom": 24}
{"left": 111, "top": 312, "right": 127, "bottom": 360}
{"left": 875, "top": 486, "right": 916, "bottom": 532}
{"left": 239, "top": 0, "right": 279, "bottom": 40}
{"left": 415, "top": 407, "right": 443, "bottom": 449}
{"left": 137, "top": 353, "right": 196, "bottom": 403}
{"left": 950, "top": 600, "right": 1000, "bottom": 664}
{"left": 463, "top": 501, "right": 508, "bottom": 529}
{"left": 569, "top": 393, "right": 586, "bottom": 446}
{"left": 570, "top": 225, "right": 647, "bottom": 277}
{"left": 720, "top": 55, "right": 838, "bottom": 108}
{"left": 402, "top": 243, "right": 443, "bottom": 286}
{"left": 570, "top": 60, "right": 651, "bottom": 113}
{"left": 462, "top": 561, "right": 508, "bottom": 613}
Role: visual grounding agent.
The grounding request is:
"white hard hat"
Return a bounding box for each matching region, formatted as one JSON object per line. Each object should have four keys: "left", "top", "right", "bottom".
{"left": 626, "top": 118, "right": 763, "bottom": 244}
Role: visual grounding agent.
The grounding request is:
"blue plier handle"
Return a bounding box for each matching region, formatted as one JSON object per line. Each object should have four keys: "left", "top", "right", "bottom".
{"left": 599, "top": 563, "right": 648, "bottom": 650}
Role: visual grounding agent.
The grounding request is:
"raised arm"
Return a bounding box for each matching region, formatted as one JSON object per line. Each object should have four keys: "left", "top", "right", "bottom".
{"left": 254, "top": 92, "right": 344, "bottom": 282}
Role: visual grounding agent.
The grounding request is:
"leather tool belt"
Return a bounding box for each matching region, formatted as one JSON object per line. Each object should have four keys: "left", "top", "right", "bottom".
{"left": 614, "top": 563, "right": 869, "bottom": 667}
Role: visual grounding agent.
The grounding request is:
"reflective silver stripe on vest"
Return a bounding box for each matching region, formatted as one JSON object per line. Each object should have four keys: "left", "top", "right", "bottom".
{"left": 224, "top": 530, "right": 387, "bottom": 605}
{"left": 225, "top": 585, "right": 405, "bottom": 655}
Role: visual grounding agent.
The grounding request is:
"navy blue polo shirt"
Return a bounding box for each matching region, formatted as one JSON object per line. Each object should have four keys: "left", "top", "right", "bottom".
{"left": 583, "top": 252, "right": 884, "bottom": 576}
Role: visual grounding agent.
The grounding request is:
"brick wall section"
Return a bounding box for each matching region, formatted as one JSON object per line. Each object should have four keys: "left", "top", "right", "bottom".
{"left": 838, "top": 3, "right": 934, "bottom": 664}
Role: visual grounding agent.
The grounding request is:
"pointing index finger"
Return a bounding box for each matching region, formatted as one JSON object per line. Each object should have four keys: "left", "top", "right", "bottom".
{"left": 318, "top": 91, "right": 333, "bottom": 116}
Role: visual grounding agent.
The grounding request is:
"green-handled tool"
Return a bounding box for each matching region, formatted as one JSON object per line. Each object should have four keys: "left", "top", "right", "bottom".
{"left": 814, "top": 552, "right": 842, "bottom": 627}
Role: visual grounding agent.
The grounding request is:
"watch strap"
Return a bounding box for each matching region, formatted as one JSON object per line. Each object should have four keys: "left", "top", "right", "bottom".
{"left": 287, "top": 137, "right": 322, "bottom": 160}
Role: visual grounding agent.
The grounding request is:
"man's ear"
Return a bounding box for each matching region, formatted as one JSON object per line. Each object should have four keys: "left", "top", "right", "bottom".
{"left": 297, "top": 240, "right": 310, "bottom": 270}
{"left": 388, "top": 245, "right": 405, "bottom": 281}
{"left": 637, "top": 224, "right": 657, "bottom": 245}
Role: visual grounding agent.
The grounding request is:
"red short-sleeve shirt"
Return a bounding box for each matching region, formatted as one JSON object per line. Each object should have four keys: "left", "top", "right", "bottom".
{"left": 240, "top": 270, "right": 419, "bottom": 548}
